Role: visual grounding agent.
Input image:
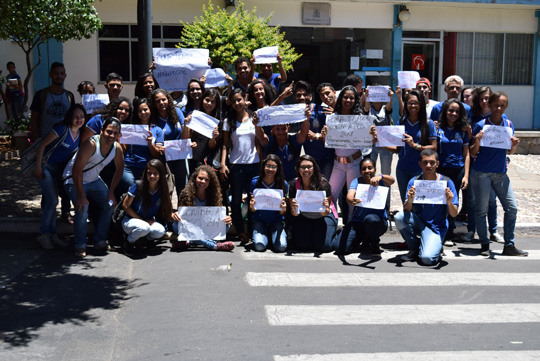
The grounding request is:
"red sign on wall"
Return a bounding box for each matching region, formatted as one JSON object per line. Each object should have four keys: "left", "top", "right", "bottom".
{"left": 412, "top": 54, "right": 425, "bottom": 71}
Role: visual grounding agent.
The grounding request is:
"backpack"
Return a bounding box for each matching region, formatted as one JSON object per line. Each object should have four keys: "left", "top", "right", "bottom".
{"left": 111, "top": 180, "right": 143, "bottom": 227}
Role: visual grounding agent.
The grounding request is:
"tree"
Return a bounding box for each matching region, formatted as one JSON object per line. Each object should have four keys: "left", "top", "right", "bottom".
{"left": 0, "top": 0, "right": 102, "bottom": 113}
{"left": 179, "top": 0, "right": 301, "bottom": 73}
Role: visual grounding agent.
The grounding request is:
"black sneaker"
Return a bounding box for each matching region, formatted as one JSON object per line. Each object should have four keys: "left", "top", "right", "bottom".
{"left": 502, "top": 245, "right": 528, "bottom": 257}
{"left": 479, "top": 243, "right": 490, "bottom": 256}
{"left": 371, "top": 246, "right": 382, "bottom": 257}
{"left": 124, "top": 239, "right": 135, "bottom": 256}
{"left": 401, "top": 250, "right": 417, "bottom": 262}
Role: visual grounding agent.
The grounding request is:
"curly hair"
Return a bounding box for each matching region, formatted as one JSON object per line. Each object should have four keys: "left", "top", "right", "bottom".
{"left": 134, "top": 72, "right": 160, "bottom": 98}
{"left": 150, "top": 89, "right": 179, "bottom": 126}
{"left": 402, "top": 89, "right": 429, "bottom": 145}
{"left": 439, "top": 98, "right": 469, "bottom": 131}
{"left": 255, "top": 154, "right": 287, "bottom": 193}
{"left": 93, "top": 96, "right": 133, "bottom": 124}
{"left": 179, "top": 165, "right": 223, "bottom": 207}
{"left": 140, "top": 159, "right": 173, "bottom": 221}
{"left": 247, "top": 79, "right": 275, "bottom": 111}
{"left": 334, "top": 85, "right": 362, "bottom": 115}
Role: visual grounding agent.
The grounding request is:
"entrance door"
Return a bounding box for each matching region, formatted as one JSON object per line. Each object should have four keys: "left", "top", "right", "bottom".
{"left": 402, "top": 41, "right": 439, "bottom": 97}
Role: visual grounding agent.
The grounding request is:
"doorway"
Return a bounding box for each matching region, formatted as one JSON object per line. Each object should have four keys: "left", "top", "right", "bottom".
{"left": 402, "top": 41, "right": 440, "bottom": 98}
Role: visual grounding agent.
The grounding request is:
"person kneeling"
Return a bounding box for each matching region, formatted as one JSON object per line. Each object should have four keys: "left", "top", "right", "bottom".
{"left": 394, "top": 149, "right": 458, "bottom": 266}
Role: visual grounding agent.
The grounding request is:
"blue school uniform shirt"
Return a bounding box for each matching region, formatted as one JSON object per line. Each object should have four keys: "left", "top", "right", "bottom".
{"left": 348, "top": 177, "right": 388, "bottom": 223}
{"left": 407, "top": 173, "right": 459, "bottom": 236}
{"left": 472, "top": 117, "right": 514, "bottom": 173}
{"left": 430, "top": 102, "right": 472, "bottom": 122}
{"left": 128, "top": 183, "right": 162, "bottom": 219}
{"left": 46, "top": 124, "right": 80, "bottom": 166}
{"left": 124, "top": 125, "right": 164, "bottom": 169}
{"left": 471, "top": 112, "right": 508, "bottom": 128}
{"left": 156, "top": 108, "right": 185, "bottom": 141}
{"left": 437, "top": 127, "right": 469, "bottom": 169}
{"left": 86, "top": 114, "right": 104, "bottom": 134}
{"left": 250, "top": 176, "right": 288, "bottom": 223}
{"left": 302, "top": 104, "right": 335, "bottom": 161}
{"left": 264, "top": 134, "right": 302, "bottom": 181}
{"left": 396, "top": 118, "right": 438, "bottom": 172}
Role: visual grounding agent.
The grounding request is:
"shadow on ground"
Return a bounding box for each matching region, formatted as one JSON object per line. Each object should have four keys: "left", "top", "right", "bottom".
{"left": 0, "top": 158, "right": 42, "bottom": 218}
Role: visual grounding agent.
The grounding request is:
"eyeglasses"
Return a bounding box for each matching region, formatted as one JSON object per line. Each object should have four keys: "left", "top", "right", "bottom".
{"left": 108, "top": 83, "right": 122, "bottom": 88}
{"left": 299, "top": 165, "right": 313, "bottom": 170}
{"left": 407, "top": 101, "right": 420, "bottom": 106}
{"left": 264, "top": 164, "right": 278, "bottom": 170}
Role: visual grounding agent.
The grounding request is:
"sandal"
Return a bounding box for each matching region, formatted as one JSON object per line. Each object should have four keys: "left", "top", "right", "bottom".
{"left": 75, "top": 248, "right": 86, "bottom": 257}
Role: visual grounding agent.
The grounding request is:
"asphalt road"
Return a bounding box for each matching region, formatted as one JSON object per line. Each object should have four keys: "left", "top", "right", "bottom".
{"left": 1, "top": 234, "right": 540, "bottom": 361}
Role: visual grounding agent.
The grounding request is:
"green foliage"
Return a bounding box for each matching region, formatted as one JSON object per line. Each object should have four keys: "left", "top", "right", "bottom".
{"left": 1, "top": 117, "right": 31, "bottom": 136}
{"left": 179, "top": 0, "right": 301, "bottom": 73}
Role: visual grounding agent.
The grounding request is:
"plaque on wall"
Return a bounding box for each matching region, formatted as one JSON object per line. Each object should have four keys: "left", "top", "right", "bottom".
{"left": 302, "top": 3, "right": 331, "bottom": 26}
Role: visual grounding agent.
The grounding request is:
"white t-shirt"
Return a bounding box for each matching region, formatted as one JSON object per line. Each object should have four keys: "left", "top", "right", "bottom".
{"left": 223, "top": 117, "right": 259, "bottom": 164}
{"left": 426, "top": 99, "right": 438, "bottom": 119}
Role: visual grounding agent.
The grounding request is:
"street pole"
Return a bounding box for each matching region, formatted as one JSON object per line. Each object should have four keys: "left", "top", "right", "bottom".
{"left": 138, "top": 0, "right": 152, "bottom": 76}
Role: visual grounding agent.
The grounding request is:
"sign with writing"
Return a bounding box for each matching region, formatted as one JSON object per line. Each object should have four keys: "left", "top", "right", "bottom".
{"left": 413, "top": 180, "right": 447, "bottom": 205}
{"left": 253, "top": 188, "right": 283, "bottom": 211}
{"left": 253, "top": 46, "right": 278, "bottom": 64}
{"left": 479, "top": 125, "right": 513, "bottom": 150}
{"left": 176, "top": 206, "right": 227, "bottom": 241}
{"left": 187, "top": 110, "right": 219, "bottom": 139}
{"left": 119, "top": 125, "right": 150, "bottom": 146}
{"left": 325, "top": 114, "right": 374, "bottom": 149}
{"left": 296, "top": 190, "right": 326, "bottom": 213}
{"left": 256, "top": 104, "right": 306, "bottom": 127}
{"left": 152, "top": 48, "right": 210, "bottom": 92}
{"left": 398, "top": 71, "right": 420, "bottom": 89}
{"left": 204, "top": 68, "right": 228, "bottom": 88}
{"left": 302, "top": 2, "right": 331, "bottom": 25}
{"left": 366, "top": 86, "right": 391, "bottom": 103}
{"left": 375, "top": 125, "right": 405, "bottom": 147}
{"left": 164, "top": 139, "right": 193, "bottom": 161}
{"left": 355, "top": 184, "right": 389, "bottom": 210}
{"left": 82, "top": 94, "right": 109, "bottom": 115}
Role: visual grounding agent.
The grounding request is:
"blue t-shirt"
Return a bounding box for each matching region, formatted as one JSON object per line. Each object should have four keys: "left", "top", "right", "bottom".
{"left": 255, "top": 72, "right": 281, "bottom": 91}
{"left": 302, "top": 104, "right": 335, "bottom": 161}
{"left": 430, "top": 102, "right": 472, "bottom": 122}
{"left": 7, "top": 73, "right": 22, "bottom": 95}
{"left": 86, "top": 114, "right": 104, "bottom": 134}
{"left": 472, "top": 117, "right": 514, "bottom": 173}
{"left": 264, "top": 134, "right": 302, "bottom": 181}
{"left": 124, "top": 125, "right": 164, "bottom": 169}
{"left": 250, "top": 176, "right": 288, "bottom": 223}
{"left": 471, "top": 112, "right": 508, "bottom": 128}
{"left": 349, "top": 177, "right": 388, "bottom": 223}
{"left": 437, "top": 127, "right": 469, "bottom": 169}
{"left": 407, "top": 173, "right": 459, "bottom": 236}
{"left": 46, "top": 124, "right": 80, "bottom": 166}
{"left": 156, "top": 108, "right": 185, "bottom": 141}
{"left": 397, "top": 118, "right": 438, "bottom": 172}
{"left": 128, "top": 182, "right": 162, "bottom": 219}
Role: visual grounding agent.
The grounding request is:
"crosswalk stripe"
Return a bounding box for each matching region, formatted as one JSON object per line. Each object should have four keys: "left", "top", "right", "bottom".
{"left": 273, "top": 350, "right": 540, "bottom": 361}
{"left": 246, "top": 272, "right": 540, "bottom": 287}
{"left": 265, "top": 304, "right": 540, "bottom": 326}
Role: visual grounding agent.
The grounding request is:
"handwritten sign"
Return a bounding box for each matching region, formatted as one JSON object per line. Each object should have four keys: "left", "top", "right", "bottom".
{"left": 479, "top": 125, "right": 513, "bottom": 150}
{"left": 296, "top": 190, "right": 326, "bottom": 213}
{"left": 256, "top": 104, "right": 306, "bottom": 126}
{"left": 253, "top": 46, "right": 278, "bottom": 64}
{"left": 366, "top": 86, "right": 391, "bottom": 103}
{"left": 253, "top": 188, "right": 283, "bottom": 211}
{"left": 355, "top": 184, "right": 389, "bottom": 210}
{"left": 164, "top": 139, "right": 193, "bottom": 161}
{"left": 82, "top": 94, "right": 109, "bottom": 115}
{"left": 176, "top": 207, "right": 227, "bottom": 240}
{"left": 119, "top": 125, "right": 150, "bottom": 146}
{"left": 153, "top": 48, "right": 210, "bottom": 92}
{"left": 325, "top": 114, "right": 374, "bottom": 149}
{"left": 375, "top": 125, "right": 405, "bottom": 147}
{"left": 398, "top": 71, "right": 420, "bottom": 89}
{"left": 187, "top": 110, "right": 219, "bottom": 139}
{"left": 204, "top": 68, "right": 228, "bottom": 88}
{"left": 413, "top": 180, "right": 447, "bottom": 205}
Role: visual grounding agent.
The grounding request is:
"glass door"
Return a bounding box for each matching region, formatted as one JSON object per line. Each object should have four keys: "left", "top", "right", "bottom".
{"left": 402, "top": 41, "right": 439, "bottom": 97}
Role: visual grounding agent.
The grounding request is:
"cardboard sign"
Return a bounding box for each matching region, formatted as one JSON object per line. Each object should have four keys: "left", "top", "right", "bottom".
{"left": 413, "top": 180, "right": 447, "bottom": 205}
{"left": 253, "top": 46, "right": 278, "bottom": 64}
{"left": 204, "top": 68, "right": 228, "bottom": 88}
{"left": 175, "top": 207, "right": 227, "bottom": 240}
{"left": 82, "top": 94, "right": 109, "bottom": 115}
{"left": 119, "top": 125, "right": 150, "bottom": 146}
{"left": 366, "top": 86, "right": 391, "bottom": 103}
{"left": 256, "top": 104, "right": 307, "bottom": 127}
{"left": 164, "top": 139, "right": 193, "bottom": 160}
{"left": 375, "top": 125, "right": 405, "bottom": 147}
{"left": 296, "top": 190, "right": 326, "bottom": 213}
{"left": 153, "top": 48, "right": 210, "bottom": 92}
{"left": 187, "top": 110, "right": 219, "bottom": 139}
{"left": 479, "top": 125, "right": 513, "bottom": 150}
{"left": 355, "top": 184, "right": 389, "bottom": 210}
{"left": 253, "top": 188, "right": 283, "bottom": 211}
{"left": 325, "top": 114, "right": 374, "bottom": 149}
{"left": 398, "top": 71, "right": 420, "bottom": 89}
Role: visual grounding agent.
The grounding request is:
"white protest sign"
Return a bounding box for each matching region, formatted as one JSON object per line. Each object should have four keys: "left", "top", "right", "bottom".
{"left": 375, "top": 125, "right": 405, "bottom": 147}
{"left": 176, "top": 207, "right": 227, "bottom": 241}
{"left": 187, "top": 110, "right": 219, "bottom": 139}
{"left": 398, "top": 71, "right": 420, "bottom": 89}
{"left": 256, "top": 104, "right": 306, "bottom": 127}
{"left": 253, "top": 46, "right": 278, "bottom": 64}
{"left": 253, "top": 188, "right": 283, "bottom": 211}
{"left": 413, "top": 180, "right": 447, "bottom": 205}
{"left": 119, "top": 125, "right": 150, "bottom": 146}
{"left": 82, "top": 94, "right": 109, "bottom": 115}
{"left": 153, "top": 48, "right": 210, "bottom": 92}
{"left": 479, "top": 125, "right": 513, "bottom": 150}
{"left": 164, "top": 139, "right": 193, "bottom": 160}
{"left": 366, "top": 86, "right": 391, "bottom": 103}
{"left": 355, "top": 184, "right": 389, "bottom": 210}
{"left": 296, "top": 190, "right": 326, "bottom": 213}
{"left": 325, "top": 114, "right": 374, "bottom": 149}
{"left": 204, "top": 68, "right": 228, "bottom": 88}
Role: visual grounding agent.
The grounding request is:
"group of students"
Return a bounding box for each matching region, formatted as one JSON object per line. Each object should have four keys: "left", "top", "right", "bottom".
{"left": 30, "top": 57, "right": 526, "bottom": 264}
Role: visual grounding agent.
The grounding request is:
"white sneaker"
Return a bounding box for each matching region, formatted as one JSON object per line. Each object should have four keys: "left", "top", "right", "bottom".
{"left": 37, "top": 233, "right": 55, "bottom": 250}
{"left": 443, "top": 240, "right": 455, "bottom": 247}
{"left": 490, "top": 232, "right": 505, "bottom": 244}
{"left": 461, "top": 231, "right": 474, "bottom": 242}
{"left": 51, "top": 234, "right": 69, "bottom": 247}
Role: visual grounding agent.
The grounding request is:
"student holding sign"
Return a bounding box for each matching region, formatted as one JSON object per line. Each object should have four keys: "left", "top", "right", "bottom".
{"left": 394, "top": 149, "right": 458, "bottom": 266}
{"left": 249, "top": 155, "right": 289, "bottom": 252}
{"left": 250, "top": 52, "right": 287, "bottom": 92}
{"left": 470, "top": 92, "right": 526, "bottom": 257}
{"left": 334, "top": 158, "right": 394, "bottom": 256}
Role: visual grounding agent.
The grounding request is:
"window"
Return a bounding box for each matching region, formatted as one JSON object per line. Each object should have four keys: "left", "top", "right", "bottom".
{"left": 456, "top": 32, "right": 533, "bottom": 85}
{"left": 98, "top": 24, "right": 183, "bottom": 82}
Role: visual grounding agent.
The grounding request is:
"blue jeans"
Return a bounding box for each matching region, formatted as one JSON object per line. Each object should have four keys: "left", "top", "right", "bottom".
{"left": 65, "top": 178, "right": 113, "bottom": 250}
{"left": 9, "top": 91, "right": 23, "bottom": 119}
{"left": 252, "top": 219, "right": 287, "bottom": 252}
{"left": 467, "top": 177, "right": 498, "bottom": 235}
{"left": 396, "top": 167, "right": 422, "bottom": 203}
{"left": 229, "top": 163, "right": 259, "bottom": 234}
{"left": 471, "top": 169, "right": 517, "bottom": 246}
{"left": 394, "top": 211, "right": 443, "bottom": 266}
{"left": 370, "top": 146, "right": 393, "bottom": 209}
{"left": 172, "top": 222, "right": 230, "bottom": 249}
{"left": 37, "top": 163, "right": 60, "bottom": 234}
{"left": 122, "top": 216, "right": 165, "bottom": 243}
{"left": 334, "top": 214, "right": 388, "bottom": 253}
